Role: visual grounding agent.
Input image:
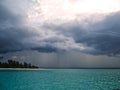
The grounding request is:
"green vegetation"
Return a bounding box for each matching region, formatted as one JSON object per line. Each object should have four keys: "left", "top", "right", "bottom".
{"left": 0, "top": 60, "right": 39, "bottom": 68}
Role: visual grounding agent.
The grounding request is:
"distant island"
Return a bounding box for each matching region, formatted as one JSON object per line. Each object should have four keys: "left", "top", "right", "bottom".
{"left": 0, "top": 60, "right": 39, "bottom": 68}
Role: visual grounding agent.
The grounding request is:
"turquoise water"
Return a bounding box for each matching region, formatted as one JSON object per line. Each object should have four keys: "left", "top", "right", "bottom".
{"left": 0, "top": 69, "right": 120, "bottom": 90}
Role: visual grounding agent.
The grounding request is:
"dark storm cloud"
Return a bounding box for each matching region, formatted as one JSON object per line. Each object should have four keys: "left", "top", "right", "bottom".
{"left": 32, "top": 46, "right": 57, "bottom": 52}
{"left": 77, "top": 12, "right": 120, "bottom": 55}
{"left": 0, "top": 4, "right": 22, "bottom": 53}
{"left": 0, "top": 4, "right": 34, "bottom": 53}
{"left": 43, "top": 12, "right": 120, "bottom": 56}
{"left": 0, "top": 3, "right": 58, "bottom": 53}
{"left": 0, "top": 0, "right": 120, "bottom": 56}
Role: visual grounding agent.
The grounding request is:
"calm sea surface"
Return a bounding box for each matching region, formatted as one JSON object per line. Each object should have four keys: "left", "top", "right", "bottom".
{"left": 0, "top": 69, "right": 120, "bottom": 90}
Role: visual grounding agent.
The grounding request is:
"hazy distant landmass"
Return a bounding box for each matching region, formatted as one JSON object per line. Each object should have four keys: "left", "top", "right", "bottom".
{"left": 0, "top": 60, "right": 39, "bottom": 68}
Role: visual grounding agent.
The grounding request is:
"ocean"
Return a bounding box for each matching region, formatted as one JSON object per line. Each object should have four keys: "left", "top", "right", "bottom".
{"left": 0, "top": 69, "right": 120, "bottom": 90}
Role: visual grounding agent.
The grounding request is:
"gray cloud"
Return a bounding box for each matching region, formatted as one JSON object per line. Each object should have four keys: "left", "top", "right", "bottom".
{"left": 0, "top": 4, "right": 23, "bottom": 53}
{"left": 43, "top": 12, "right": 120, "bottom": 56}
{"left": 0, "top": 3, "right": 37, "bottom": 53}
{"left": 0, "top": 1, "right": 120, "bottom": 56}
{"left": 76, "top": 12, "right": 120, "bottom": 55}
{"left": 0, "top": 3, "right": 63, "bottom": 53}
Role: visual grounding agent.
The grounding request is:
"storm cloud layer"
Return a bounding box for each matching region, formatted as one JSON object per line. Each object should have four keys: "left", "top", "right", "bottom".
{"left": 44, "top": 12, "right": 120, "bottom": 56}
{"left": 0, "top": 0, "right": 120, "bottom": 56}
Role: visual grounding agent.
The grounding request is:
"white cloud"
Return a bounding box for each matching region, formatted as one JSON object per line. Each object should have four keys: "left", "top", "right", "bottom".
{"left": 26, "top": 0, "right": 120, "bottom": 24}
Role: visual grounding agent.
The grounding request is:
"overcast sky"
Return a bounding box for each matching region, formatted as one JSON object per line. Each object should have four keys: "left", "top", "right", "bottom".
{"left": 0, "top": 0, "right": 120, "bottom": 68}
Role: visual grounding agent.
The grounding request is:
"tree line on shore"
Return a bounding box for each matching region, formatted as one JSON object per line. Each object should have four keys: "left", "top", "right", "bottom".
{"left": 0, "top": 60, "right": 39, "bottom": 68}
